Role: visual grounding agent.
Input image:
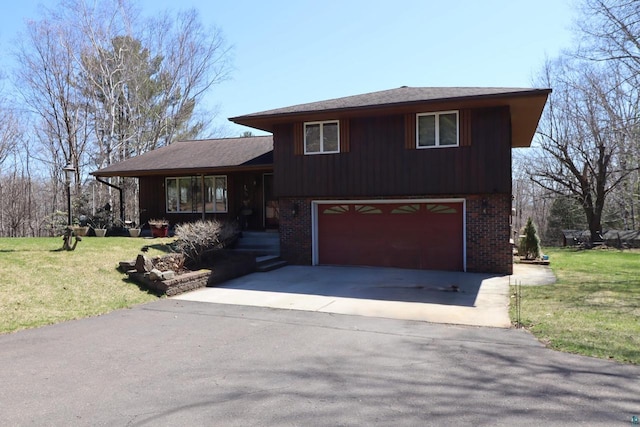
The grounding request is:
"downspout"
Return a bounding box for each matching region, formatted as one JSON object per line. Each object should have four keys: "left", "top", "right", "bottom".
{"left": 95, "top": 176, "right": 125, "bottom": 223}
{"left": 201, "top": 174, "right": 206, "bottom": 221}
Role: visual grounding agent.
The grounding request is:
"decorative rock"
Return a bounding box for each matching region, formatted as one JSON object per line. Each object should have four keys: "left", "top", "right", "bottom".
{"left": 152, "top": 253, "right": 185, "bottom": 272}
{"left": 148, "top": 268, "right": 164, "bottom": 281}
{"left": 135, "top": 254, "right": 154, "bottom": 273}
{"left": 161, "top": 270, "right": 176, "bottom": 280}
{"left": 118, "top": 260, "right": 136, "bottom": 273}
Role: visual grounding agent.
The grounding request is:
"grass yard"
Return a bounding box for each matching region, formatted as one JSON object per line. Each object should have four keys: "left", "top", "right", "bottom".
{"left": 0, "top": 236, "right": 174, "bottom": 334}
{"left": 512, "top": 247, "right": 640, "bottom": 364}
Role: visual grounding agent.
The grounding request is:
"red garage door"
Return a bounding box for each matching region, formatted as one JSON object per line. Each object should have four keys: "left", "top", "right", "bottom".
{"left": 317, "top": 202, "right": 464, "bottom": 271}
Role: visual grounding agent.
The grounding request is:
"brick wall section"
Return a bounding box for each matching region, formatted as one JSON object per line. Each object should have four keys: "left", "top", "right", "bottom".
{"left": 465, "top": 194, "right": 513, "bottom": 274}
{"left": 279, "top": 194, "right": 513, "bottom": 275}
{"left": 280, "top": 197, "right": 314, "bottom": 265}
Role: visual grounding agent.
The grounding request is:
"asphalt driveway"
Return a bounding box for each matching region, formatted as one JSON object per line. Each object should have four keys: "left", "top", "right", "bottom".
{"left": 175, "top": 264, "right": 551, "bottom": 327}
{"left": 0, "top": 300, "right": 638, "bottom": 426}
{"left": 6, "top": 264, "right": 636, "bottom": 426}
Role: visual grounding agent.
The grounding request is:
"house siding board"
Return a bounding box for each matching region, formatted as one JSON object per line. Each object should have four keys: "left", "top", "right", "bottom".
{"left": 273, "top": 107, "right": 511, "bottom": 198}
{"left": 470, "top": 107, "right": 511, "bottom": 193}
{"left": 139, "top": 176, "right": 165, "bottom": 225}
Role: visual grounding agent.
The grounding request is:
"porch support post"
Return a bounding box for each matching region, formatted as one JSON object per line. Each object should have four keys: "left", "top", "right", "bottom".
{"left": 201, "top": 174, "right": 206, "bottom": 221}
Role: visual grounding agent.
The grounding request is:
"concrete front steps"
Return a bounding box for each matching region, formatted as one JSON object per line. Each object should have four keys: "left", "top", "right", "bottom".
{"left": 234, "top": 231, "right": 287, "bottom": 272}
{"left": 255, "top": 255, "right": 288, "bottom": 272}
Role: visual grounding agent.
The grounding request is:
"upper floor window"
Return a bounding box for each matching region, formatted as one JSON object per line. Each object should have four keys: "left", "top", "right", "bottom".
{"left": 166, "top": 175, "right": 227, "bottom": 213}
{"left": 416, "top": 111, "right": 459, "bottom": 148}
{"left": 304, "top": 120, "right": 339, "bottom": 154}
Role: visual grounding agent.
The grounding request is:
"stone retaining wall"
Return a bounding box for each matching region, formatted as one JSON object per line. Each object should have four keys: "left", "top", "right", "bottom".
{"left": 123, "top": 251, "right": 257, "bottom": 296}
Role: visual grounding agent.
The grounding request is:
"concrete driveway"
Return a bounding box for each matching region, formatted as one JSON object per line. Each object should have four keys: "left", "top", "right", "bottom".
{"left": 175, "top": 264, "right": 552, "bottom": 328}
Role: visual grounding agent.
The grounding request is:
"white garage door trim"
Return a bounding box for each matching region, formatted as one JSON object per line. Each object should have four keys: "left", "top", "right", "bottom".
{"left": 311, "top": 198, "right": 467, "bottom": 272}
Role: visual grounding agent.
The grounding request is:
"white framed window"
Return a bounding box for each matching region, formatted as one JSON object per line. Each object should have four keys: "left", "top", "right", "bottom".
{"left": 166, "top": 175, "right": 227, "bottom": 213}
{"left": 416, "top": 111, "right": 459, "bottom": 148}
{"left": 304, "top": 120, "right": 340, "bottom": 154}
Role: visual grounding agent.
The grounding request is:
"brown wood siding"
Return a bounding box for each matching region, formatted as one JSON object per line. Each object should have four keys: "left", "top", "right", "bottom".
{"left": 340, "top": 119, "right": 350, "bottom": 153}
{"left": 404, "top": 114, "right": 416, "bottom": 149}
{"left": 138, "top": 176, "right": 166, "bottom": 225}
{"left": 293, "top": 122, "right": 303, "bottom": 155}
{"left": 273, "top": 106, "right": 511, "bottom": 198}
{"left": 460, "top": 109, "right": 472, "bottom": 147}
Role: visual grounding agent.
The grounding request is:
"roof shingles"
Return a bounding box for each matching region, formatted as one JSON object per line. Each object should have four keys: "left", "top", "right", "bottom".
{"left": 92, "top": 136, "right": 273, "bottom": 177}
{"left": 230, "top": 86, "right": 549, "bottom": 120}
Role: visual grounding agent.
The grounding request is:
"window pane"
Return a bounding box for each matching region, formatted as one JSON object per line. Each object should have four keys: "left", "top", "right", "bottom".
{"left": 323, "top": 122, "right": 339, "bottom": 152}
{"left": 215, "top": 176, "right": 227, "bottom": 212}
{"left": 418, "top": 115, "right": 436, "bottom": 147}
{"left": 305, "top": 124, "right": 320, "bottom": 153}
{"left": 439, "top": 113, "right": 458, "bottom": 146}
{"left": 193, "top": 177, "right": 203, "bottom": 213}
{"left": 179, "top": 178, "right": 192, "bottom": 212}
{"left": 204, "top": 177, "right": 214, "bottom": 212}
{"left": 166, "top": 179, "right": 178, "bottom": 212}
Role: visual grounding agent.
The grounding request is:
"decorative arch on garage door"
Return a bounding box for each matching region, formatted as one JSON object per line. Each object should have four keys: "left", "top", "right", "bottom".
{"left": 312, "top": 199, "right": 465, "bottom": 271}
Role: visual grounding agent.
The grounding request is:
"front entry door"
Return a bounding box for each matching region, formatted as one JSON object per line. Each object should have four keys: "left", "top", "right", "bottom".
{"left": 263, "top": 173, "right": 279, "bottom": 229}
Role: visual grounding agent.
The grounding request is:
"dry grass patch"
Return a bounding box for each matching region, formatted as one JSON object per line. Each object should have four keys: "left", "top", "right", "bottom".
{"left": 512, "top": 247, "right": 640, "bottom": 364}
{"left": 0, "top": 237, "right": 173, "bottom": 334}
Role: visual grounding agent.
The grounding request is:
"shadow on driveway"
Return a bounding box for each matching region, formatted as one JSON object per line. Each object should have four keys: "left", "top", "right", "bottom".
{"left": 175, "top": 265, "right": 512, "bottom": 327}
{"left": 214, "top": 265, "right": 497, "bottom": 307}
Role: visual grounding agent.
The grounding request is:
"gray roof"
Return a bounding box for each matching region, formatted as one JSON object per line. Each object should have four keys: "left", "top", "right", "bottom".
{"left": 230, "top": 86, "right": 550, "bottom": 120}
{"left": 230, "top": 86, "right": 551, "bottom": 147}
{"left": 92, "top": 136, "right": 273, "bottom": 177}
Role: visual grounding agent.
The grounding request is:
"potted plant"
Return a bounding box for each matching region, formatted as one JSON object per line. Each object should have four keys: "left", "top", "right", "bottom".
{"left": 148, "top": 219, "right": 170, "bottom": 238}
{"left": 93, "top": 228, "right": 107, "bottom": 237}
{"left": 72, "top": 215, "right": 90, "bottom": 237}
{"left": 123, "top": 221, "right": 141, "bottom": 237}
{"left": 89, "top": 205, "right": 112, "bottom": 237}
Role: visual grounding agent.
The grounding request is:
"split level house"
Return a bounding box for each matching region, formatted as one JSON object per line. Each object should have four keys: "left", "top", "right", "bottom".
{"left": 92, "top": 86, "right": 551, "bottom": 274}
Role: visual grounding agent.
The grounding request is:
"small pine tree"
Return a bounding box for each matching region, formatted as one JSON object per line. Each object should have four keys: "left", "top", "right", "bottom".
{"left": 519, "top": 217, "right": 541, "bottom": 260}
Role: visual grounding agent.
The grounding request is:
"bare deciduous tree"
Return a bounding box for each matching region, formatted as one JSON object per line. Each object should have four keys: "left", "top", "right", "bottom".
{"left": 575, "top": 0, "right": 640, "bottom": 231}
{"left": 528, "top": 58, "right": 638, "bottom": 243}
{"left": 14, "top": 15, "right": 89, "bottom": 194}
{"left": 8, "top": 0, "right": 232, "bottom": 233}
{"left": 577, "top": 0, "right": 640, "bottom": 78}
{"left": 0, "top": 106, "right": 21, "bottom": 170}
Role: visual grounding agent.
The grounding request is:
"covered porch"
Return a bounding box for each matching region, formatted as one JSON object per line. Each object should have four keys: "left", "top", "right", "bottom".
{"left": 91, "top": 136, "right": 276, "bottom": 232}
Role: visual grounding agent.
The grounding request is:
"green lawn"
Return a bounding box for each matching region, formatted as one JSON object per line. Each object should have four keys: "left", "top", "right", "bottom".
{"left": 0, "top": 236, "right": 173, "bottom": 334}
{"left": 512, "top": 247, "right": 640, "bottom": 364}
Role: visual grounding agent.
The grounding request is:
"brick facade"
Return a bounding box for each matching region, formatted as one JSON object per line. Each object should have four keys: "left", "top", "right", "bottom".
{"left": 280, "top": 197, "right": 314, "bottom": 265}
{"left": 279, "top": 194, "right": 513, "bottom": 275}
{"left": 464, "top": 194, "right": 513, "bottom": 275}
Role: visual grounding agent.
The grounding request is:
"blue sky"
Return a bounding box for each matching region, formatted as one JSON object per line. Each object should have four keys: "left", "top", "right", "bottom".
{"left": 1, "top": 0, "right": 575, "bottom": 137}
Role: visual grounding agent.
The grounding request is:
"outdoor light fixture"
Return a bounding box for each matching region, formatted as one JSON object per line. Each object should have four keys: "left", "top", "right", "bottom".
{"left": 63, "top": 163, "right": 75, "bottom": 184}
{"left": 291, "top": 203, "right": 298, "bottom": 217}
{"left": 481, "top": 198, "right": 488, "bottom": 215}
{"left": 62, "top": 163, "right": 75, "bottom": 226}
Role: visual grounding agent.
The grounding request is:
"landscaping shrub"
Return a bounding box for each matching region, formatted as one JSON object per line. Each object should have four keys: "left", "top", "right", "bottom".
{"left": 174, "top": 220, "right": 239, "bottom": 265}
{"left": 519, "top": 217, "right": 541, "bottom": 260}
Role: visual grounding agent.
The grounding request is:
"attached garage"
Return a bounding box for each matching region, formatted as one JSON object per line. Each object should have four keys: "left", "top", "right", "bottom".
{"left": 313, "top": 200, "right": 465, "bottom": 271}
